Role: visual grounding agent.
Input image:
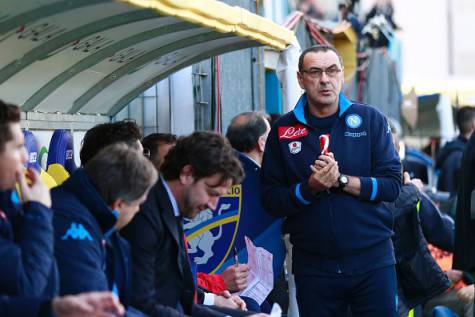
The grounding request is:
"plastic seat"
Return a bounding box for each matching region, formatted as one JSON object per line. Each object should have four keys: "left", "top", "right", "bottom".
{"left": 46, "top": 129, "right": 77, "bottom": 184}
{"left": 22, "top": 130, "right": 57, "bottom": 189}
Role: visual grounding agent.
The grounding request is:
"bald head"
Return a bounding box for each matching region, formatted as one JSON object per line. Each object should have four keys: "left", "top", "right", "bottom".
{"left": 226, "top": 112, "right": 270, "bottom": 157}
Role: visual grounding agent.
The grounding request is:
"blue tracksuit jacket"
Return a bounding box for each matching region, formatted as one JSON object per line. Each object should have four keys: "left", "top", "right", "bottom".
{"left": 0, "top": 190, "right": 58, "bottom": 297}
{"left": 52, "top": 168, "right": 132, "bottom": 307}
{"left": 261, "top": 93, "right": 402, "bottom": 275}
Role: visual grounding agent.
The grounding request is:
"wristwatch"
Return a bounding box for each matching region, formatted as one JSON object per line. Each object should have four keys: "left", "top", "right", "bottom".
{"left": 338, "top": 174, "right": 349, "bottom": 190}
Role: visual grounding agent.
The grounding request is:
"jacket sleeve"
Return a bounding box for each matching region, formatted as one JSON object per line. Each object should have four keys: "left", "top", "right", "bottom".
{"left": 419, "top": 192, "right": 455, "bottom": 252}
{"left": 0, "top": 295, "right": 52, "bottom": 317}
{"left": 53, "top": 211, "right": 109, "bottom": 295}
{"left": 260, "top": 126, "right": 318, "bottom": 218}
{"left": 359, "top": 114, "right": 402, "bottom": 202}
{"left": 0, "top": 201, "right": 54, "bottom": 297}
{"left": 121, "top": 206, "right": 186, "bottom": 317}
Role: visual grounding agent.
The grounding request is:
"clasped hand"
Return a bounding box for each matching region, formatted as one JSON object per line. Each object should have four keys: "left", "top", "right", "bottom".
{"left": 308, "top": 152, "right": 340, "bottom": 193}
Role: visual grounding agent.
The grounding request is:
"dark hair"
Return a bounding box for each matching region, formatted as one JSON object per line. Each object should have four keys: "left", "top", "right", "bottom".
{"left": 0, "top": 100, "right": 21, "bottom": 153}
{"left": 142, "top": 133, "right": 177, "bottom": 167}
{"left": 456, "top": 106, "right": 475, "bottom": 135}
{"left": 84, "top": 143, "right": 157, "bottom": 205}
{"left": 80, "top": 121, "right": 142, "bottom": 165}
{"left": 298, "top": 44, "right": 344, "bottom": 72}
{"left": 161, "top": 131, "right": 244, "bottom": 185}
{"left": 226, "top": 112, "right": 269, "bottom": 153}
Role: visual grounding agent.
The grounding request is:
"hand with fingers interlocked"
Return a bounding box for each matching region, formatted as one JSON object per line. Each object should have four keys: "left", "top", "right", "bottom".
{"left": 308, "top": 152, "right": 340, "bottom": 193}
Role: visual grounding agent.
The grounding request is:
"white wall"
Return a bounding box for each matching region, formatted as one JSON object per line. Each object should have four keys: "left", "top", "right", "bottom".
{"left": 170, "top": 66, "right": 195, "bottom": 136}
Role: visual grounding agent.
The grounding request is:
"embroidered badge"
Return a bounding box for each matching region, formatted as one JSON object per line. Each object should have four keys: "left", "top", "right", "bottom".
{"left": 288, "top": 141, "right": 302, "bottom": 154}
{"left": 345, "top": 114, "right": 362, "bottom": 129}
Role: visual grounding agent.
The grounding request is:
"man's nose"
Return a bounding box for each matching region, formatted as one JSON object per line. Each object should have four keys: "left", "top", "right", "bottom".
{"left": 207, "top": 197, "right": 219, "bottom": 211}
{"left": 319, "top": 71, "right": 330, "bottom": 82}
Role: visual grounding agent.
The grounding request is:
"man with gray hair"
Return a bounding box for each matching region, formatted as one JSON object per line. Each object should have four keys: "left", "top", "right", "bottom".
{"left": 261, "top": 44, "right": 402, "bottom": 316}
{"left": 52, "top": 143, "right": 157, "bottom": 315}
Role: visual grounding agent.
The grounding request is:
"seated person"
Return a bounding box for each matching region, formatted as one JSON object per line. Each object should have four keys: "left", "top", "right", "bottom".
{"left": 80, "top": 121, "right": 143, "bottom": 166}
{"left": 0, "top": 100, "right": 124, "bottom": 317}
{"left": 52, "top": 144, "right": 157, "bottom": 314}
{"left": 122, "top": 132, "right": 267, "bottom": 317}
{"left": 142, "top": 133, "right": 251, "bottom": 295}
{"left": 0, "top": 100, "right": 57, "bottom": 298}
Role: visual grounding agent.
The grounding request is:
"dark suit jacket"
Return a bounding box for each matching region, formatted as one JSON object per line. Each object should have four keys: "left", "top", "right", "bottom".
{"left": 122, "top": 178, "right": 223, "bottom": 317}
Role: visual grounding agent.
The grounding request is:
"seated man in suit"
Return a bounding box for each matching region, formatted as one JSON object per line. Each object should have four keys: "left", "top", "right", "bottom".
{"left": 52, "top": 144, "right": 157, "bottom": 315}
{"left": 122, "top": 132, "right": 267, "bottom": 317}
{"left": 142, "top": 133, "right": 252, "bottom": 302}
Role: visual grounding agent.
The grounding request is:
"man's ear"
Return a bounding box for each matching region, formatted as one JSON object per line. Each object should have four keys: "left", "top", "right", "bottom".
{"left": 110, "top": 198, "right": 125, "bottom": 214}
{"left": 297, "top": 71, "right": 304, "bottom": 89}
{"left": 179, "top": 164, "right": 194, "bottom": 185}
{"left": 257, "top": 135, "right": 266, "bottom": 153}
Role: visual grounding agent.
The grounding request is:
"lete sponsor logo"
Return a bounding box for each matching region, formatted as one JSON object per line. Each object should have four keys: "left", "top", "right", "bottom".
{"left": 278, "top": 125, "right": 308, "bottom": 140}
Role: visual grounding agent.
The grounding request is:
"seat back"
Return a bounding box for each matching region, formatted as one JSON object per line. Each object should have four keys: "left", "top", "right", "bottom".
{"left": 23, "top": 130, "right": 41, "bottom": 171}
{"left": 47, "top": 129, "right": 77, "bottom": 175}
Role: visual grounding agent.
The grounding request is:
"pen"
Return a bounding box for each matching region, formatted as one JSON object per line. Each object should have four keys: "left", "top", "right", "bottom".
{"left": 233, "top": 247, "right": 239, "bottom": 267}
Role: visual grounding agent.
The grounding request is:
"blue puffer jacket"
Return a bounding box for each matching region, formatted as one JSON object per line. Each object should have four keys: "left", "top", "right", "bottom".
{"left": 0, "top": 295, "right": 52, "bottom": 317}
{"left": 261, "top": 93, "right": 402, "bottom": 275}
{"left": 0, "top": 190, "right": 58, "bottom": 297}
{"left": 51, "top": 168, "right": 132, "bottom": 307}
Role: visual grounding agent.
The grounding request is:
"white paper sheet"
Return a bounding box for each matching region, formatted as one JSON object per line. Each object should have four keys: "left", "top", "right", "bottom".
{"left": 238, "top": 236, "right": 273, "bottom": 305}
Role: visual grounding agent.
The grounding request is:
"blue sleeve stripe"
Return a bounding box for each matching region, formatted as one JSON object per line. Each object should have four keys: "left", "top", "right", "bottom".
{"left": 370, "top": 177, "right": 378, "bottom": 201}
{"left": 295, "top": 183, "right": 311, "bottom": 205}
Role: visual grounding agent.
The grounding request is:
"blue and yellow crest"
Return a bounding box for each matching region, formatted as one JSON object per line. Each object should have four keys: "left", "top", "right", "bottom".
{"left": 184, "top": 185, "right": 242, "bottom": 274}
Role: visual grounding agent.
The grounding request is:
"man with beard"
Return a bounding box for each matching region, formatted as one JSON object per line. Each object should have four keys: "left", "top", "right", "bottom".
{"left": 122, "top": 132, "right": 267, "bottom": 317}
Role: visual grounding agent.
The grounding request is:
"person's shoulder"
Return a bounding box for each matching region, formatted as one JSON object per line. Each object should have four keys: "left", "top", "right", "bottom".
{"left": 272, "top": 111, "right": 297, "bottom": 127}
{"left": 348, "top": 102, "right": 385, "bottom": 118}
{"left": 140, "top": 181, "right": 161, "bottom": 212}
{"left": 51, "top": 187, "right": 88, "bottom": 218}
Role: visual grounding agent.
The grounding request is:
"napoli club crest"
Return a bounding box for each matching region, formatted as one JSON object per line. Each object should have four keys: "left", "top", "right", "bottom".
{"left": 288, "top": 141, "right": 302, "bottom": 154}
{"left": 345, "top": 114, "right": 363, "bottom": 129}
{"left": 184, "top": 185, "right": 242, "bottom": 273}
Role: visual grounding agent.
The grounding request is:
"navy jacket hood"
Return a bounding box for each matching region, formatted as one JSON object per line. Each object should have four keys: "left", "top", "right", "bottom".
{"left": 61, "top": 168, "right": 118, "bottom": 234}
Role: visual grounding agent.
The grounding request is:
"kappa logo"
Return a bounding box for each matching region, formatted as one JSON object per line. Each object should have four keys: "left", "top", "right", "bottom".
{"left": 288, "top": 141, "right": 302, "bottom": 154}
{"left": 61, "top": 222, "right": 93, "bottom": 241}
{"left": 345, "top": 114, "right": 362, "bottom": 129}
{"left": 278, "top": 125, "right": 308, "bottom": 140}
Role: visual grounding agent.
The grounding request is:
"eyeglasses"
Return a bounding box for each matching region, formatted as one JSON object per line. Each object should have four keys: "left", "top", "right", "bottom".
{"left": 301, "top": 67, "right": 342, "bottom": 78}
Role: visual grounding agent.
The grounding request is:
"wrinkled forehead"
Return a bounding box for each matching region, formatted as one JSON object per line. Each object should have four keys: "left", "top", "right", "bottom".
{"left": 303, "top": 51, "right": 342, "bottom": 69}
